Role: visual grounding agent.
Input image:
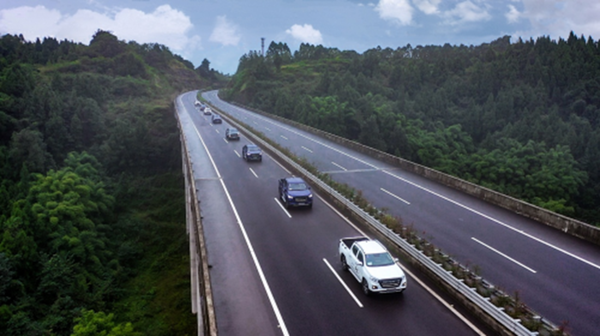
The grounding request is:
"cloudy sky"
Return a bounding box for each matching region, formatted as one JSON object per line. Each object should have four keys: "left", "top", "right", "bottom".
{"left": 1, "top": 0, "right": 598, "bottom": 74}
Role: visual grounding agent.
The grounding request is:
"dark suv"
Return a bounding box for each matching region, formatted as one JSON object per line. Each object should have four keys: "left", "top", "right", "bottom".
{"left": 242, "top": 144, "right": 262, "bottom": 161}
{"left": 211, "top": 114, "right": 222, "bottom": 124}
{"left": 278, "top": 177, "right": 313, "bottom": 208}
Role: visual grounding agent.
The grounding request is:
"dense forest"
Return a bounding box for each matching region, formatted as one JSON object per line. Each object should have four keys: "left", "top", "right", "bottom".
{"left": 0, "top": 31, "right": 221, "bottom": 335}
{"left": 223, "top": 33, "right": 600, "bottom": 226}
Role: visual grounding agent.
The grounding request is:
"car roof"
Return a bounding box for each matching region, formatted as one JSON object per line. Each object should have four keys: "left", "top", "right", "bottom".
{"left": 285, "top": 177, "right": 306, "bottom": 183}
{"left": 356, "top": 240, "right": 387, "bottom": 254}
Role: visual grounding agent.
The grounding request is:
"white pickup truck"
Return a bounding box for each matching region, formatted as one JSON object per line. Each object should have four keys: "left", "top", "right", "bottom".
{"left": 339, "top": 237, "right": 407, "bottom": 295}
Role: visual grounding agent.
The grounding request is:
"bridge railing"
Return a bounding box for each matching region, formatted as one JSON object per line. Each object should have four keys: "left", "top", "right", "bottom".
{"left": 175, "top": 97, "right": 218, "bottom": 336}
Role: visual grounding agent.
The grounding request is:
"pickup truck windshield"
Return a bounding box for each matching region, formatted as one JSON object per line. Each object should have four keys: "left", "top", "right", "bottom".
{"left": 288, "top": 183, "right": 307, "bottom": 191}
{"left": 365, "top": 252, "right": 395, "bottom": 267}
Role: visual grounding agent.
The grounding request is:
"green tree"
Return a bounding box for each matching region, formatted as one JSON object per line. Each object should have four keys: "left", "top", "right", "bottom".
{"left": 71, "top": 310, "right": 141, "bottom": 336}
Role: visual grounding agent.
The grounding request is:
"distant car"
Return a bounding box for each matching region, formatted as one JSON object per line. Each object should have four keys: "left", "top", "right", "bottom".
{"left": 242, "top": 144, "right": 262, "bottom": 161}
{"left": 278, "top": 177, "right": 313, "bottom": 208}
{"left": 225, "top": 128, "right": 240, "bottom": 140}
{"left": 194, "top": 100, "right": 201, "bottom": 106}
{"left": 211, "top": 114, "right": 222, "bottom": 124}
{"left": 203, "top": 107, "right": 212, "bottom": 115}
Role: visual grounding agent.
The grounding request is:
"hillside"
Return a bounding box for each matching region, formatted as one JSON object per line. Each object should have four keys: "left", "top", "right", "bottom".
{"left": 0, "top": 30, "right": 214, "bottom": 335}
{"left": 222, "top": 34, "right": 600, "bottom": 226}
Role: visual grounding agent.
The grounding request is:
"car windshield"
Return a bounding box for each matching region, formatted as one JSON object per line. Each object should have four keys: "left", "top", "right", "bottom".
{"left": 247, "top": 145, "right": 260, "bottom": 151}
{"left": 229, "top": 128, "right": 238, "bottom": 133}
{"left": 288, "top": 182, "right": 307, "bottom": 191}
{"left": 365, "top": 252, "right": 395, "bottom": 267}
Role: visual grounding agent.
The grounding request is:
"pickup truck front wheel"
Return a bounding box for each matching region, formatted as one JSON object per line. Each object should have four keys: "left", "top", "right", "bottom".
{"left": 341, "top": 255, "right": 348, "bottom": 271}
{"left": 362, "top": 279, "right": 371, "bottom": 296}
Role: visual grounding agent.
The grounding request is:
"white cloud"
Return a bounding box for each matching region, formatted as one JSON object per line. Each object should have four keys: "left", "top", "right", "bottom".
{"left": 514, "top": 0, "right": 600, "bottom": 39}
{"left": 209, "top": 15, "right": 241, "bottom": 46}
{"left": 286, "top": 24, "right": 323, "bottom": 44}
{"left": 375, "top": 0, "right": 414, "bottom": 25}
{"left": 413, "top": 0, "right": 441, "bottom": 15}
{"left": 0, "top": 5, "right": 63, "bottom": 40}
{"left": 506, "top": 4, "right": 521, "bottom": 23}
{"left": 442, "top": 1, "right": 491, "bottom": 25}
{"left": 0, "top": 5, "right": 200, "bottom": 52}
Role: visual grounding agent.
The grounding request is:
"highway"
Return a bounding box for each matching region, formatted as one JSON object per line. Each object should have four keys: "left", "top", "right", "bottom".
{"left": 201, "top": 89, "right": 600, "bottom": 336}
{"left": 177, "top": 91, "right": 490, "bottom": 335}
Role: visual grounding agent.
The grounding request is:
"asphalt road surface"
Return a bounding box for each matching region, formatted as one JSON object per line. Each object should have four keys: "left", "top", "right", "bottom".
{"left": 200, "top": 89, "right": 600, "bottom": 336}
{"left": 177, "top": 91, "right": 492, "bottom": 336}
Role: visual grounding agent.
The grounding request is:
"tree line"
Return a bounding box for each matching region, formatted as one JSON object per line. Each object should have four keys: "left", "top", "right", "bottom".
{"left": 224, "top": 33, "right": 600, "bottom": 225}
{"left": 0, "top": 30, "right": 212, "bottom": 335}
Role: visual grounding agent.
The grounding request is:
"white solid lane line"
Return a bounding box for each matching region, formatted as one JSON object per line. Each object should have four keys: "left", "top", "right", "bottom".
{"left": 274, "top": 198, "right": 292, "bottom": 218}
{"left": 249, "top": 167, "right": 259, "bottom": 178}
{"left": 322, "top": 258, "right": 363, "bottom": 308}
{"left": 397, "top": 257, "right": 487, "bottom": 336}
{"left": 331, "top": 162, "right": 348, "bottom": 171}
{"left": 380, "top": 188, "right": 410, "bottom": 205}
{"left": 189, "top": 112, "right": 290, "bottom": 336}
{"left": 317, "top": 196, "right": 368, "bottom": 237}
{"left": 472, "top": 237, "right": 537, "bottom": 273}
{"left": 271, "top": 158, "right": 291, "bottom": 175}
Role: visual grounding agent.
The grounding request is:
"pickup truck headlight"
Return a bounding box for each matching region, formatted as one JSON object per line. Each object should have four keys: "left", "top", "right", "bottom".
{"left": 369, "top": 276, "right": 379, "bottom": 283}
{"left": 287, "top": 195, "right": 293, "bottom": 199}
{"left": 308, "top": 194, "right": 313, "bottom": 198}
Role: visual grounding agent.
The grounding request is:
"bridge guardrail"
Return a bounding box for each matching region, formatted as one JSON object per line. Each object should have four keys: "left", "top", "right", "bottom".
{"left": 175, "top": 97, "right": 218, "bottom": 336}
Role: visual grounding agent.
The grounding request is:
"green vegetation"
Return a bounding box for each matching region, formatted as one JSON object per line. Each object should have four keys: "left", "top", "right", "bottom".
{"left": 223, "top": 35, "right": 600, "bottom": 225}
{"left": 0, "top": 30, "right": 219, "bottom": 335}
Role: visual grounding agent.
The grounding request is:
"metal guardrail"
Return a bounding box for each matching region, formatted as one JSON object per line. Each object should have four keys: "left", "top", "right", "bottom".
{"left": 209, "top": 102, "right": 542, "bottom": 336}
{"left": 175, "top": 97, "right": 218, "bottom": 336}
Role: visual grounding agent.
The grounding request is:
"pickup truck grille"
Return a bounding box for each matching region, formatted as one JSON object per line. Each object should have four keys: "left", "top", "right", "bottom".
{"left": 379, "top": 278, "right": 402, "bottom": 288}
{"left": 294, "top": 197, "right": 307, "bottom": 202}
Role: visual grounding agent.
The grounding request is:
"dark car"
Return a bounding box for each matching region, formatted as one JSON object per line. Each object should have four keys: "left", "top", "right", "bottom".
{"left": 278, "top": 177, "right": 313, "bottom": 209}
{"left": 242, "top": 144, "right": 262, "bottom": 161}
{"left": 225, "top": 128, "right": 240, "bottom": 140}
{"left": 211, "top": 114, "right": 222, "bottom": 124}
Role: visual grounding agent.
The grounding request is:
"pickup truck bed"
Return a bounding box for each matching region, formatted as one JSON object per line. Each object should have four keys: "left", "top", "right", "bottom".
{"left": 340, "top": 237, "right": 369, "bottom": 250}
